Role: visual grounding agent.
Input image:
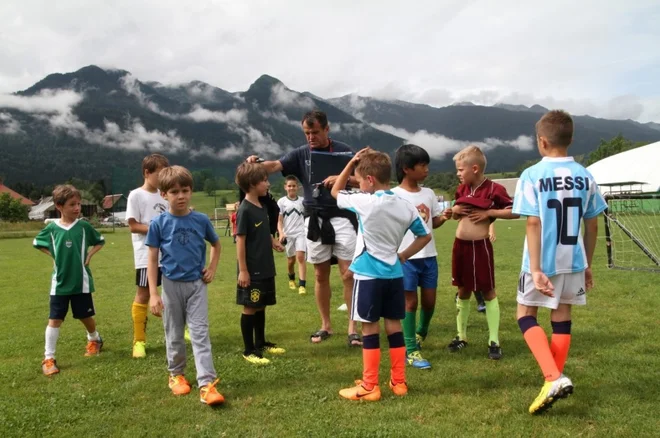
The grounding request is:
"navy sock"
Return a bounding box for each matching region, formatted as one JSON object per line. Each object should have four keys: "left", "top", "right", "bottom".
{"left": 299, "top": 279, "right": 306, "bottom": 287}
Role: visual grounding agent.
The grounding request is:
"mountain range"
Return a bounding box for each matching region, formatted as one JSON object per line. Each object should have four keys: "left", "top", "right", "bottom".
{"left": 1, "top": 65, "right": 658, "bottom": 191}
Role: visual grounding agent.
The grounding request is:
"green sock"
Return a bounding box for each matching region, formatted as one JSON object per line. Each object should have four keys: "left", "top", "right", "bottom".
{"left": 456, "top": 299, "right": 470, "bottom": 341}
{"left": 403, "top": 311, "right": 417, "bottom": 354}
{"left": 416, "top": 307, "right": 435, "bottom": 338}
{"left": 485, "top": 297, "right": 500, "bottom": 345}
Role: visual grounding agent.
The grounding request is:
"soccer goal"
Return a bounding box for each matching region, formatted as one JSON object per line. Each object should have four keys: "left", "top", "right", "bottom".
{"left": 603, "top": 193, "right": 660, "bottom": 272}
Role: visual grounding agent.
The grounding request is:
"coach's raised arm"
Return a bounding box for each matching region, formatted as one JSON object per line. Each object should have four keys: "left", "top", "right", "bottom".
{"left": 245, "top": 110, "right": 362, "bottom": 348}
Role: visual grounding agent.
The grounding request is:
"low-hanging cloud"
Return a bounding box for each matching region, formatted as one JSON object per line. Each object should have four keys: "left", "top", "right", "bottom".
{"left": 270, "top": 83, "right": 314, "bottom": 109}
{"left": 371, "top": 123, "right": 534, "bottom": 158}
{"left": 0, "top": 89, "right": 84, "bottom": 114}
{"left": 186, "top": 106, "right": 248, "bottom": 124}
{"left": 0, "top": 112, "right": 22, "bottom": 134}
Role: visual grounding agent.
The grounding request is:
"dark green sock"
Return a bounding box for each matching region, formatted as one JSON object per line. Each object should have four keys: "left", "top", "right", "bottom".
{"left": 416, "top": 307, "right": 435, "bottom": 338}
{"left": 403, "top": 311, "right": 417, "bottom": 354}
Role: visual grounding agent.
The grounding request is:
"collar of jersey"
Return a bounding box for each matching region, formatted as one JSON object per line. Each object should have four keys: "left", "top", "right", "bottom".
{"left": 374, "top": 190, "right": 395, "bottom": 197}
{"left": 54, "top": 218, "right": 79, "bottom": 231}
{"left": 541, "top": 156, "right": 574, "bottom": 162}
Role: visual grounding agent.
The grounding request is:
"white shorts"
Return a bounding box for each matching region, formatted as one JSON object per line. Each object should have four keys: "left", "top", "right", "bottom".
{"left": 304, "top": 216, "right": 357, "bottom": 264}
{"left": 517, "top": 271, "right": 587, "bottom": 309}
{"left": 285, "top": 234, "right": 306, "bottom": 257}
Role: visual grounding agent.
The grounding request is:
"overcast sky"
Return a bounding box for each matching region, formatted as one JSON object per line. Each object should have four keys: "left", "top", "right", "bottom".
{"left": 1, "top": 0, "right": 659, "bottom": 122}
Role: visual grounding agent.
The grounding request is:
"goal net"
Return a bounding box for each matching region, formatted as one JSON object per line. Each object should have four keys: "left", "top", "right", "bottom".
{"left": 604, "top": 193, "right": 660, "bottom": 272}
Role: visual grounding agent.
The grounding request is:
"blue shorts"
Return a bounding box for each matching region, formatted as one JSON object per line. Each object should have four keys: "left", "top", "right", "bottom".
{"left": 402, "top": 256, "right": 438, "bottom": 291}
{"left": 351, "top": 275, "right": 405, "bottom": 323}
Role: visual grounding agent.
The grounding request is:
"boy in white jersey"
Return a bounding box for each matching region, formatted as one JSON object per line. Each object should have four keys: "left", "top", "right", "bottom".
{"left": 392, "top": 144, "right": 449, "bottom": 370}
{"left": 277, "top": 176, "right": 307, "bottom": 295}
{"left": 513, "top": 110, "right": 607, "bottom": 415}
{"left": 331, "top": 149, "right": 431, "bottom": 401}
{"left": 33, "top": 185, "right": 106, "bottom": 376}
{"left": 126, "top": 153, "right": 169, "bottom": 358}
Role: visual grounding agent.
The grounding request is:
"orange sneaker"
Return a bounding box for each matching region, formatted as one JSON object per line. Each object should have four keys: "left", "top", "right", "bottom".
{"left": 84, "top": 337, "right": 103, "bottom": 356}
{"left": 42, "top": 358, "right": 59, "bottom": 376}
{"left": 200, "top": 379, "right": 225, "bottom": 406}
{"left": 168, "top": 375, "right": 191, "bottom": 395}
{"left": 339, "top": 380, "right": 381, "bottom": 401}
{"left": 389, "top": 380, "right": 408, "bottom": 396}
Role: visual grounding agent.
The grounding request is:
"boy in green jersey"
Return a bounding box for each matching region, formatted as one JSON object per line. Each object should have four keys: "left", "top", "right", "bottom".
{"left": 33, "top": 185, "right": 106, "bottom": 376}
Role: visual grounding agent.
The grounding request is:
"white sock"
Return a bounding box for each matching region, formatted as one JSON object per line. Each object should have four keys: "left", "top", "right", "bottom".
{"left": 87, "top": 330, "right": 100, "bottom": 341}
{"left": 45, "top": 326, "right": 60, "bottom": 359}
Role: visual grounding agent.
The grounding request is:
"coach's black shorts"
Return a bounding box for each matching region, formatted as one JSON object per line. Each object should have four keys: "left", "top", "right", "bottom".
{"left": 236, "top": 277, "right": 276, "bottom": 308}
{"left": 49, "top": 293, "right": 95, "bottom": 320}
{"left": 136, "top": 268, "right": 162, "bottom": 288}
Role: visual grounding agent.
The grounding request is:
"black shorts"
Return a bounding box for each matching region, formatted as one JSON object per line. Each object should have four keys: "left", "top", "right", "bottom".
{"left": 236, "top": 277, "right": 276, "bottom": 308}
{"left": 49, "top": 294, "right": 95, "bottom": 320}
{"left": 351, "top": 276, "right": 405, "bottom": 323}
{"left": 136, "top": 268, "right": 162, "bottom": 288}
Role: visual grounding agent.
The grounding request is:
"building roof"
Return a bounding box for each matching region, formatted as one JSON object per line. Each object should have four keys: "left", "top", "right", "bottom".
{"left": 0, "top": 184, "right": 35, "bottom": 206}
{"left": 587, "top": 141, "right": 660, "bottom": 193}
{"left": 102, "top": 194, "right": 126, "bottom": 209}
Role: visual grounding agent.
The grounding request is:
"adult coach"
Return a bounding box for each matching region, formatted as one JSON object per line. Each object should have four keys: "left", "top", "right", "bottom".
{"left": 246, "top": 110, "right": 361, "bottom": 346}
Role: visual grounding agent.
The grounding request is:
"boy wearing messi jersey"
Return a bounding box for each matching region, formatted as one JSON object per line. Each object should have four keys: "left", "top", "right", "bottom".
{"left": 331, "top": 149, "right": 432, "bottom": 401}
{"left": 392, "top": 144, "right": 449, "bottom": 370}
{"left": 277, "top": 175, "right": 307, "bottom": 295}
{"left": 448, "top": 145, "right": 519, "bottom": 360}
{"left": 126, "top": 153, "right": 169, "bottom": 358}
{"left": 34, "top": 185, "right": 105, "bottom": 376}
{"left": 145, "top": 166, "right": 224, "bottom": 406}
{"left": 513, "top": 110, "right": 606, "bottom": 415}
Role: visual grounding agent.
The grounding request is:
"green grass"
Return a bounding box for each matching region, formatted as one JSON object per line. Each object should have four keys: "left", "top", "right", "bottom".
{"left": 0, "top": 221, "right": 659, "bottom": 437}
{"left": 190, "top": 190, "right": 239, "bottom": 218}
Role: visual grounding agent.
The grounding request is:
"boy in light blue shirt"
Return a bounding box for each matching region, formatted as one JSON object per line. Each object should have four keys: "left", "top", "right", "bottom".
{"left": 513, "top": 110, "right": 607, "bottom": 415}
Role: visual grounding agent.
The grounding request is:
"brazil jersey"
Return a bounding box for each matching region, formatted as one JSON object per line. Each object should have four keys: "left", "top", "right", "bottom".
{"left": 33, "top": 219, "right": 105, "bottom": 295}
{"left": 512, "top": 157, "right": 607, "bottom": 276}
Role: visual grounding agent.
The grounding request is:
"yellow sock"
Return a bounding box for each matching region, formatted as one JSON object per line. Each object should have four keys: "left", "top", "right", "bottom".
{"left": 132, "top": 302, "right": 148, "bottom": 343}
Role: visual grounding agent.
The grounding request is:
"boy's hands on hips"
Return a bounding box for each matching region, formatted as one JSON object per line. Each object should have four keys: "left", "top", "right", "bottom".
{"left": 532, "top": 271, "right": 555, "bottom": 297}
{"left": 202, "top": 267, "right": 216, "bottom": 283}
{"left": 149, "top": 294, "right": 164, "bottom": 317}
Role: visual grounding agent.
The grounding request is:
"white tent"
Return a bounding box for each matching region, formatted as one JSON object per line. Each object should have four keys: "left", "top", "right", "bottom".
{"left": 587, "top": 141, "right": 660, "bottom": 194}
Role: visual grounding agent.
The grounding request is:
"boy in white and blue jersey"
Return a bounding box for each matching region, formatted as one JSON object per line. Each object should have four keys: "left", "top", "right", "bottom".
{"left": 277, "top": 175, "right": 307, "bottom": 295}
{"left": 330, "top": 149, "right": 431, "bottom": 402}
{"left": 512, "top": 110, "right": 607, "bottom": 415}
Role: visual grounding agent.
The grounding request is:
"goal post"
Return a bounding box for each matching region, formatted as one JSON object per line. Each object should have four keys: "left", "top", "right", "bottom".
{"left": 603, "top": 193, "right": 660, "bottom": 272}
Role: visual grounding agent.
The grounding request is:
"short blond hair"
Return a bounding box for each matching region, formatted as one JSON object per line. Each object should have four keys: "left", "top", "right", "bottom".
{"left": 235, "top": 162, "right": 268, "bottom": 193}
{"left": 158, "top": 165, "right": 194, "bottom": 192}
{"left": 536, "top": 110, "right": 573, "bottom": 148}
{"left": 52, "top": 184, "right": 81, "bottom": 206}
{"left": 355, "top": 151, "right": 392, "bottom": 184}
{"left": 453, "top": 145, "right": 487, "bottom": 171}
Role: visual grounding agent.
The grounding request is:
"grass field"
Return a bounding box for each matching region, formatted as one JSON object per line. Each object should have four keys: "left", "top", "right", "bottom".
{"left": 0, "top": 220, "right": 658, "bottom": 437}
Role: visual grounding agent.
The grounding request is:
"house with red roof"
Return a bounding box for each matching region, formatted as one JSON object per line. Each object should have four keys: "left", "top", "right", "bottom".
{"left": 0, "top": 183, "right": 35, "bottom": 206}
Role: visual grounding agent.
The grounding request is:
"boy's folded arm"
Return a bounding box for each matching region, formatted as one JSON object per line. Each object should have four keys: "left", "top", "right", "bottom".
{"left": 399, "top": 233, "right": 432, "bottom": 262}
{"left": 127, "top": 218, "right": 149, "bottom": 234}
{"left": 488, "top": 207, "right": 519, "bottom": 220}
{"left": 330, "top": 158, "right": 356, "bottom": 199}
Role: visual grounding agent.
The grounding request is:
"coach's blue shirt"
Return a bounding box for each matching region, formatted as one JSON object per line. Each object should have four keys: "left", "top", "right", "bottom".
{"left": 145, "top": 211, "right": 219, "bottom": 282}
{"left": 512, "top": 157, "right": 607, "bottom": 276}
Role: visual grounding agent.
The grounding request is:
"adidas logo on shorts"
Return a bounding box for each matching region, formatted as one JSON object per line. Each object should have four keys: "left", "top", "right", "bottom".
{"left": 576, "top": 288, "right": 586, "bottom": 296}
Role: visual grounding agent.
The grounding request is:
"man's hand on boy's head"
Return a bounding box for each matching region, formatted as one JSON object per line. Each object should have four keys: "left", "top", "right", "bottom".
{"left": 467, "top": 209, "right": 490, "bottom": 223}
{"left": 202, "top": 267, "right": 216, "bottom": 283}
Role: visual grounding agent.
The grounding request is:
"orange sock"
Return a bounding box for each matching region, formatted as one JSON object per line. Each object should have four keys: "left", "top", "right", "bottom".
{"left": 387, "top": 332, "right": 406, "bottom": 385}
{"left": 362, "top": 334, "right": 380, "bottom": 390}
{"left": 550, "top": 320, "right": 572, "bottom": 372}
{"left": 518, "top": 316, "right": 561, "bottom": 381}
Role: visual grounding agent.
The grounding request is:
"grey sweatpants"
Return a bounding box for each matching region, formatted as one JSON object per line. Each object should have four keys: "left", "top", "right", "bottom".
{"left": 161, "top": 277, "right": 216, "bottom": 387}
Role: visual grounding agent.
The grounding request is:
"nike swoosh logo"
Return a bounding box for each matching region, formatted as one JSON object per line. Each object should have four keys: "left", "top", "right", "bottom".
{"left": 255, "top": 222, "right": 263, "bottom": 227}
